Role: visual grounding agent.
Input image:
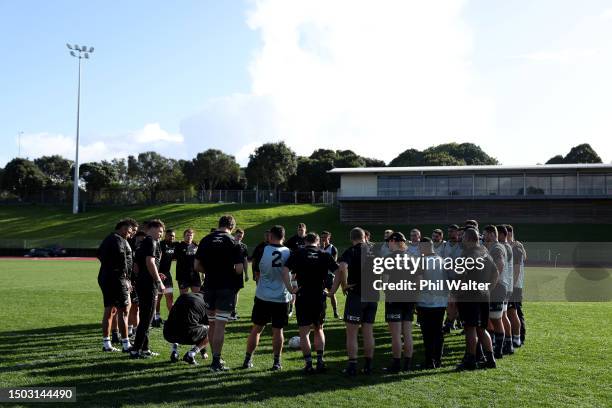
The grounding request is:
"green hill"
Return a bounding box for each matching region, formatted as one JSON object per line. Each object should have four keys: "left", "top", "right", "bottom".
{"left": 0, "top": 204, "right": 609, "bottom": 250}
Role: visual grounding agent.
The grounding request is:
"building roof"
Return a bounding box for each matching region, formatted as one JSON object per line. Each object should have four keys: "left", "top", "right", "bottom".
{"left": 328, "top": 163, "right": 612, "bottom": 175}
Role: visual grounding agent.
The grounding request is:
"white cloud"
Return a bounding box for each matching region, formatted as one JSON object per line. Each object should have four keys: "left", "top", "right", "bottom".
{"left": 510, "top": 48, "right": 600, "bottom": 63}
{"left": 17, "top": 123, "right": 184, "bottom": 163}
{"left": 181, "top": 0, "right": 494, "bottom": 164}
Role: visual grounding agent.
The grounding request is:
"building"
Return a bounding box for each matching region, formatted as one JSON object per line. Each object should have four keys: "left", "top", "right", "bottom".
{"left": 329, "top": 164, "right": 612, "bottom": 224}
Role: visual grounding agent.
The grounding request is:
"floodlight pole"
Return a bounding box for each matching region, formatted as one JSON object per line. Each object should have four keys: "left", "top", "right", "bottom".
{"left": 72, "top": 55, "right": 82, "bottom": 214}
{"left": 67, "top": 43, "right": 93, "bottom": 214}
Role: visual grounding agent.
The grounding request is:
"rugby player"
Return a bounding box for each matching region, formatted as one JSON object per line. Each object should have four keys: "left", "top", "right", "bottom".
{"left": 232, "top": 228, "right": 249, "bottom": 320}
{"left": 382, "top": 232, "right": 415, "bottom": 373}
{"left": 175, "top": 229, "right": 200, "bottom": 295}
{"left": 243, "top": 225, "right": 292, "bottom": 371}
{"left": 416, "top": 237, "right": 449, "bottom": 369}
{"left": 441, "top": 224, "right": 463, "bottom": 333}
{"left": 163, "top": 292, "right": 210, "bottom": 365}
{"left": 195, "top": 215, "right": 244, "bottom": 372}
{"left": 130, "top": 219, "right": 165, "bottom": 359}
{"left": 507, "top": 225, "right": 527, "bottom": 346}
{"left": 97, "top": 219, "right": 136, "bottom": 352}
{"left": 483, "top": 224, "right": 508, "bottom": 359}
{"left": 284, "top": 232, "right": 338, "bottom": 373}
{"left": 407, "top": 229, "right": 421, "bottom": 256}
{"left": 455, "top": 228, "right": 497, "bottom": 370}
{"left": 497, "top": 225, "right": 515, "bottom": 355}
{"left": 153, "top": 229, "right": 176, "bottom": 327}
{"left": 320, "top": 231, "right": 340, "bottom": 319}
{"left": 127, "top": 229, "right": 146, "bottom": 339}
{"left": 251, "top": 230, "right": 271, "bottom": 282}
{"left": 328, "top": 227, "right": 378, "bottom": 376}
{"left": 431, "top": 229, "right": 446, "bottom": 256}
{"left": 377, "top": 229, "right": 394, "bottom": 257}
{"left": 286, "top": 223, "right": 307, "bottom": 252}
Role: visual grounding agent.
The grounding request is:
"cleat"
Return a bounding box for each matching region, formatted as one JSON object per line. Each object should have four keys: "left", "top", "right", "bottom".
{"left": 210, "top": 360, "right": 229, "bottom": 372}
{"left": 103, "top": 346, "right": 120, "bottom": 352}
{"left": 151, "top": 319, "right": 161, "bottom": 328}
{"left": 343, "top": 365, "right": 357, "bottom": 377}
{"left": 121, "top": 346, "right": 132, "bottom": 353}
{"left": 333, "top": 312, "right": 340, "bottom": 319}
{"left": 383, "top": 364, "right": 401, "bottom": 374}
{"left": 503, "top": 343, "right": 515, "bottom": 355}
{"left": 170, "top": 350, "right": 179, "bottom": 363}
{"left": 315, "top": 361, "right": 327, "bottom": 373}
{"left": 141, "top": 350, "right": 159, "bottom": 357}
{"left": 271, "top": 362, "right": 282, "bottom": 371}
{"left": 360, "top": 366, "right": 373, "bottom": 375}
{"left": 200, "top": 350, "right": 209, "bottom": 360}
{"left": 484, "top": 358, "right": 497, "bottom": 369}
{"left": 303, "top": 364, "right": 315, "bottom": 374}
{"left": 129, "top": 351, "right": 148, "bottom": 359}
{"left": 111, "top": 332, "right": 121, "bottom": 344}
{"left": 182, "top": 352, "right": 198, "bottom": 365}
{"left": 242, "top": 359, "right": 253, "bottom": 369}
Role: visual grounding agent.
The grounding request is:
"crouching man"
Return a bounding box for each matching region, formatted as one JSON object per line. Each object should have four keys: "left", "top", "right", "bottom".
{"left": 163, "top": 292, "right": 210, "bottom": 365}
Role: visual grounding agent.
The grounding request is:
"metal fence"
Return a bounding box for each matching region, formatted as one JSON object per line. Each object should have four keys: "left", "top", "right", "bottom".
{"left": 0, "top": 189, "right": 337, "bottom": 206}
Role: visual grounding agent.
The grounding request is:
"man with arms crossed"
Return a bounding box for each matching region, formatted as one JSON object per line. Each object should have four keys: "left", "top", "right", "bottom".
{"left": 497, "top": 225, "right": 515, "bottom": 355}
{"left": 97, "top": 219, "right": 136, "bottom": 352}
{"left": 243, "top": 225, "right": 292, "bottom": 371}
{"left": 441, "top": 224, "right": 463, "bottom": 333}
{"left": 231, "top": 228, "right": 249, "bottom": 320}
{"left": 507, "top": 224, "right": 527, "bottom": 347}
{"left": 285, "top": 232, "right": 338, "bottom": 373}
{"left": 329, "top": 227, "right": 378, "bottom": 376}
{"left": 320, "top": 231, "right": 340, "bottom": 319}
{"left": 483, "top": 224, "right": 508, "bottom": 359}
{"left": 195, "top": 215, "right": 244, "bottom": 372}
{"left": 153, "top": 229, "right": 176, "bottom": 327}
{"left": 130, "top": 219, "right": 166, "bottom": 359}
{"left": 175, "top": 229, "right": 200, "bottom": 295}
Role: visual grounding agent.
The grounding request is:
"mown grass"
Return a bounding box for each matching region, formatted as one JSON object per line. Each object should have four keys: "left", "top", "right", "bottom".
{"left": 0, "top": 259, "right": 611, "bottom": 407}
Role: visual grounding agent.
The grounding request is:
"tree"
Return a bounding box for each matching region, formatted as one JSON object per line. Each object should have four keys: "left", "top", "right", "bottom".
{"left": 185, "top": 149, "right": 240, "bottom": 190}
{"left": 389, "top": 148, "right": 423, "bottom": 167}
{"left": 421, "top": 151, "right": 465, "bottom": 166}
{"left": 34, "top": 155, "right": 73, "bottom": 186}
{"left": 80, "top": 161, "right": 117, "bottom": 191}
{"left": 246, "top": 142, "right": 297, "bottom": 190}
{"left": 127, "top": 151, "right": 173, "bottom": 190}
{"left": 389, "top": 143, "right": 498, "bottom": 167}
{"left": 1, "top": 158, "right": 47, "bottom": 198}
{"left": 364, "top": 157, "right": 386, "bottom": 167}
{"left": 546, "top": 155, "right": 565, "bottom": 164}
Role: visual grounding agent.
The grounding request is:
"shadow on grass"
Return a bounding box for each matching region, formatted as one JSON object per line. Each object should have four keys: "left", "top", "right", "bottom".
{"left": 0, "top": 320, "right": 467, "bottom": 406}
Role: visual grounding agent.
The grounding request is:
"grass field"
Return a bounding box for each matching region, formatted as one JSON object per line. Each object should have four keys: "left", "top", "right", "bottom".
{"left": 1, "top": 204, "right": 611, "bottom": 252}
{"left": 1, "top": 258, "right": 611, "bottom": 407}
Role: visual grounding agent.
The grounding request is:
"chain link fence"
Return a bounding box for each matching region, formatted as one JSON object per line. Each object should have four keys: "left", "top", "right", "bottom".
{"left": 0, "top": 189, "right": 337, "bottom": 206}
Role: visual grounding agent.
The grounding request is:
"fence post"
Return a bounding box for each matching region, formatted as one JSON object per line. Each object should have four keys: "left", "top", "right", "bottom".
{"left": 312, "top": 191, "right": 315, "bottom": 204}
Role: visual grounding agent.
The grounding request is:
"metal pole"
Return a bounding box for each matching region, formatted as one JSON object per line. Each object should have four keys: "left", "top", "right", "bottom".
{"left": 72, "top": 56, "right": 82, "bottom": 214}
{"left": 18, "top": 131, "right": 23, "bottom": 157}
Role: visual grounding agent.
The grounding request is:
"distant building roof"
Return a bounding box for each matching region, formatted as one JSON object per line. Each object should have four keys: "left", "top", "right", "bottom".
{"left": 328, "top": 163, "right": 612, "bottom": 174}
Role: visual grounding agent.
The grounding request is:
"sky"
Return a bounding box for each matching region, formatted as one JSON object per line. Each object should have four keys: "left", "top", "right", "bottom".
{"left": 1, "top": 0, "right": 611, "bottom": 167}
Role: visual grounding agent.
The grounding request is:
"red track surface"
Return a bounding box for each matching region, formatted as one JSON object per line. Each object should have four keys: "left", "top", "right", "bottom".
{"left": 0, "top": 257, "right": 97, "bottom": 261}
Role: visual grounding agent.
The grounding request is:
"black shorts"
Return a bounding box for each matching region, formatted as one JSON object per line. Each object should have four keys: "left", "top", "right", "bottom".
{"left": 178, "top": 272, "right": 202, "bottom": 290}
{"left": 203, "top": 287, "right": 236, "bottom": 314}
{"left": 324, "top": 273, "right": 335, "bottom": 290}
{"left": 130, "top": 288, "right": 139, "bottom": 304}
{"left": 344, "top": 292, "right": 377, "bottom": 325}
{"left": 163, "top": 324, "right": 208, "bottom": 345}
{"left": 458, "top": 302, "right": 489, "bottom": 328}
{"left": 251, "top": 296, "right": 289, "bottom": 329}
{"left": 385, "top": 302, "right": 415, "bottom": 323}
{"left": 295, "top": 292, "right": 326, "bottom": 327}
{"left": 98, "top": 276, "right": 130, "bottom": 308}
{"left": 160, "top": 271, "right": 173, "bottom": 287}
{"left": 509, "top": 288, "right": 523, "bottom": 303}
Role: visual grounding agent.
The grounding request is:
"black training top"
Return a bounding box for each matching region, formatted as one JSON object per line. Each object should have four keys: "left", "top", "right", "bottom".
{"left": 135, "top": 236, "right": 162, "bottom": 286}
{"left": 286, "top": 235, "right": 306, "bottom": 252}
{"left": 175, "top": 241, "right": 198, "bottom": 281}
{"left": 285, "top": 245, "right": 339, "bottom": 295}
{"left": 231, "top": 241, "right": 249, "bottom": 288}
{"left": 165, "top": 293, "right": 208, "bottom": 331}
{"left": 97, "top": 232, "right": 129, "bottom": 281}
{"left": 159, "top": 240, "right": 176, "bottom": 274}
{"left": 195, "top": 231, "right": 243, "bottom": 290}
{"left": 251, "top": 241, "right": 267, "bottom": 273}
{"left": 339, "top": 242, "right": 378, "bottom": 300}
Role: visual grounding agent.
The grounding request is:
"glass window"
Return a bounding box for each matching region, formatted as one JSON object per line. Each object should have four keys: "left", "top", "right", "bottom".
{"left": 525, "top": 176, "right": 551, "bottom": 195}
{"left": 579, "top": 175, "right": 606, "bottom": 195}
{"left": 448, "top": 176, "right": 472, "bottom": 196}
{"left": 607, "top": 175, "right": 612, "bottom": 195}
{"left": 474, "top": 176, "right": 487, "bottom": 196}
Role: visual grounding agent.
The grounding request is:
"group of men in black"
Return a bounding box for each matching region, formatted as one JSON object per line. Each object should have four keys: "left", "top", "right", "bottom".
{"left": 97, "top": 215, "right": 527, "bottom": 375}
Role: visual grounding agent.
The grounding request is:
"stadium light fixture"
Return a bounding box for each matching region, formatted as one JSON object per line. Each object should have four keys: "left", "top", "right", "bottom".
{"left": 67, "top": 42, "right": 95, "bottom": 214}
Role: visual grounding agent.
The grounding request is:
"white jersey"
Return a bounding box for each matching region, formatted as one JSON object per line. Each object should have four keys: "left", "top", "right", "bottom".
{"left": 406, "top": 243, "right": 421, "bottom": 257}
{"left": 255, "top": 244, "right": 291, "bottom": 303}
{"left": 441, "top": 241, "right": 463, "bottom": 260}
{"left": 501, "top": 242, "right": 514, "bottom": 290}
{"left": 433, "top": 240, "right": 447, "bottom": 257}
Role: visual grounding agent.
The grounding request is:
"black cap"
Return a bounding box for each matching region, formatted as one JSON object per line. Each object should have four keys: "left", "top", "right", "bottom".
{"left": 387, "top": 232, "right": 407, "bottom": 242}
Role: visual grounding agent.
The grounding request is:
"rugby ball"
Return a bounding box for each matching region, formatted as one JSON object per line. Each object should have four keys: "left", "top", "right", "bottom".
{"left": 287, "top": 336, "right": 301, "bottom": 349}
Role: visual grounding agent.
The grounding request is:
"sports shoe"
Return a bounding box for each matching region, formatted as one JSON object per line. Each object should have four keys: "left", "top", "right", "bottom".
{"left": 200, "top": 349, "right": 209, "bottom": 360}
{"left": 315, "top": 361, "right": 327, "bottom": 373}
{"left": 103, "top": 345, "right": 120, "bottom": 352}
{"left": 210, "top": 359, "right": 229, "bottom": 372}
{"left": 383, "top": 363, "right": 401, "bottom": 374}
{"left": 121, "top": 345, "right": 132, "bottom": 353}
{"left": 111, "top": 332, "right": 121, "bottom": 344}
{"left": 343, "top": 365, "right": 357, "bottom": 376}
{"left": 170, "top": 350, "right": 179, "bottom": 363}
{"left": 361, "top": 366, "right": 373, "bottom": 375}
{"left": 183, "top": 352, "right": 198, "bottom": 365}
{"left": 303, "top": 364, "right": 315, "bottom": 374}
{"left": 242, "top": 359, "right": 254, "bottom": 369}
{"left": 129, "top": 350, "right": 148, "bottom": 359}
{"left": 333, "top": 312, "right": 340, "bottom": 319}
{"left": 483, "top": 357, "right": 497, "bottom": 369}
{"left": 455, "top": 356, "right": 477, "bottom": 371}
{"left": 503, "top": 342, "right": 515, "bottom": 355}
{"left": 151, "top": 318, "right": 161, "bottom": 328}
{"left": 141, "top": 350, "right": 159, "bottom": 357}
{"left": 271, "top": 362, "right": 282, "bottom": 371}
{"left": 513, "top": 341, "right": 522, "bottom": 348}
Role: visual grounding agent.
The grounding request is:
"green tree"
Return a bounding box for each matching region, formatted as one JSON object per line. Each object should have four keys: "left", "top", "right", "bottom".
{"left": 1, "top": 158, "right": 47, "bottom": 198}
{"left": 563, "top": 143, "right": 602, "bottom": 164}
{"left": 34, "top": 155, "right": 73, "bottom": 185}
{"left": 185, "top": 149, "right": 240, "bottom": 190}
{"left": 388, "top": 148, "right": 424, "bottom": 167}
{"left": 127, "top": 151, "right": 173, "bottom": 190}
{"left": 246, "top": 142, "right": 297, "bottom": 190}
{"left": 545, "top": 155, "right": 565, "bottom": 164}
{"left": 80, "top": 161, "right": 117, "bottom": 191}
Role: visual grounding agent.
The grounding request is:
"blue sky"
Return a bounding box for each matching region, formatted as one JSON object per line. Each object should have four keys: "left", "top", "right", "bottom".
{"left": 1, "top": 0, "right": 611, "bottom": 166}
